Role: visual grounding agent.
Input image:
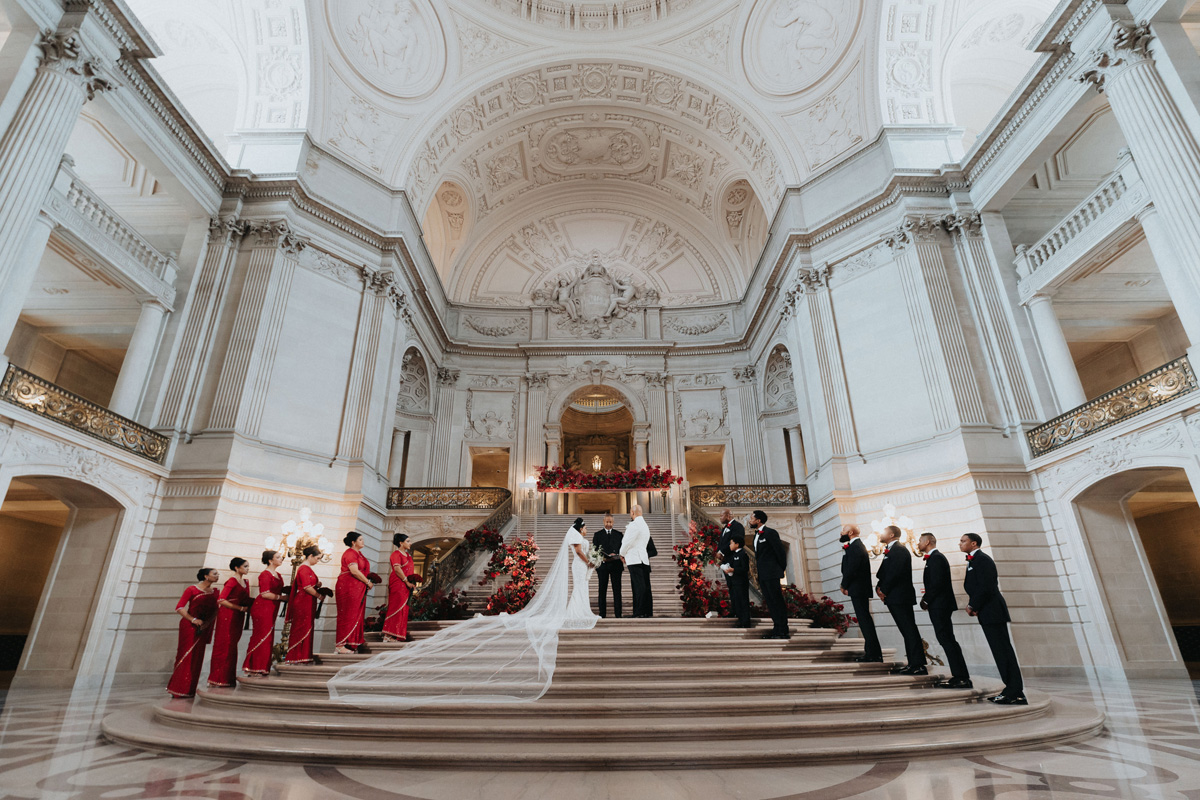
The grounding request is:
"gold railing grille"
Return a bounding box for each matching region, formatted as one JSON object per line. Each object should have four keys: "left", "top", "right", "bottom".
{"left": 1027, "top": 356, "right": 1198, "bottom": 457}
{"left": 690, "top": 484, "right": 809, "bottom": 507}
{"left": 387, "top": 487, "right": 511, "bottom": 510}
{"left": 0, "top": 364, "right": 168, "bottom": 464}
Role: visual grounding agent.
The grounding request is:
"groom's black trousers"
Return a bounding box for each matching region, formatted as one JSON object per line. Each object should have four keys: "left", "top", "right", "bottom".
{"left": 628, "top": 564, "right": 652, "bottom": 617}
{"left": 596, "top": 562, "right": 623, "bottom": 618}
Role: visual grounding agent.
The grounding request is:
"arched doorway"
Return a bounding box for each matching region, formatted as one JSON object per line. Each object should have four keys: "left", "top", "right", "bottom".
{"left": 0, "top": 477, "right": 124, "bottom": 689}
{"left": 560, "top": 386, "right": 634, "bottom": 514}
{"left": 1073, "top": 467, "right": 1200, "bottom": 678}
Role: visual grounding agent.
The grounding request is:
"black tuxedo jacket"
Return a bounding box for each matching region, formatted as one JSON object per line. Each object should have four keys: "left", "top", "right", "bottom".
{"left": 722, "top": 549, "right": 749, "bottom": 582}
{"left": 921, "top": 550, "right": 957, "bottom": 611}
{"left": 875, "top": 544, "right": 917, "bottom": 606}
{"left": 593, "top": 528, "right": 624, "bottom": 573}
{"left": 752, "top": 526, "right": 788, "bottom": 583}
{"left": 963, "top": 550, "right": 1010, "bottom": 624}
{"left": 840, "top": 538, "right": 872, "bottom": 599}
{"left": 717, "top": 520, "right": 745, "bottom": 560}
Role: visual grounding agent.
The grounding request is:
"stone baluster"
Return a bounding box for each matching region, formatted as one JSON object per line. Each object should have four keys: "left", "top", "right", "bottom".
{"left": 0, "top": 31, "right": 114, "bottom": 368}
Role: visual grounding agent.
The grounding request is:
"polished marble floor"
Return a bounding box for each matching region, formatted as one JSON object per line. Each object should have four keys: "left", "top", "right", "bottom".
{"left": 1, "top": 678, "right": 1199, "bottom": 799}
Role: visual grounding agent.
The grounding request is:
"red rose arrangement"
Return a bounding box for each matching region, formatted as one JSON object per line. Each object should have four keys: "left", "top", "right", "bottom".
{"left": 482, "top": 534, "right": 539, "bottom": 615}
{"left": 463, "top": 525, "right": 504, "bottom": 553}
{"left": 535, "top": 464, "right": 684, "bottom": 491}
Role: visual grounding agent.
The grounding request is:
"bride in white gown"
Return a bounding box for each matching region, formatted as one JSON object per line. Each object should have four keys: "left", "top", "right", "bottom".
{"left": 328, "top": 518, "right": 599, "bottom": 707}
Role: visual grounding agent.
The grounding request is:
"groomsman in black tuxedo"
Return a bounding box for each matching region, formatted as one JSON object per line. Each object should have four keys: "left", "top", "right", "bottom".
{"left": 917, "top": 532, "right": 970, "bottom": 688}
{"left": 721, "top": 533, "right": 751, "bottom": 627}
{"left": 717, "top": 509, "right": 744, "bottom": 585}
{"left": 875, "top": 525, "right": 927, "bottom": 675}
{"left": 593, "top": 513, "right": 624, "bottom": 618}
{"left": 839, "top": 525, "right": 882, "bottom": 663}
{"left": 750, "top": 510, "right": 790, "bottom": 639}
{"left": 960, "top": 533, "right": 1026, "bottom": 705}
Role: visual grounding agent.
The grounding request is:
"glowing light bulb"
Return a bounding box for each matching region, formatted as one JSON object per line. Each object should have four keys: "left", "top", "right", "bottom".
{"left": 870, "top": 519, "right": 883, "bottom": 533}
{"left": 264, "top": 536, "right": 279, "bottom": 551}
{"left": 286, "top": 532, "right": 300, "bottom": 547}
{"left": 898, "top": 515, "right": 914, "bottom": 530}
{"left": 866, "top": 532, "right": 879, "bottom": 547}
{"left": 883, "top": 503, "right": 897, "bottom": 518}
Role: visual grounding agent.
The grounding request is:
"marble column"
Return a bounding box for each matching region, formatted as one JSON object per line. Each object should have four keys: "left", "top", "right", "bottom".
{"left": 430, "top": 368, "right": 460, "bottom": 485}
{"left": 0, "top": 211, "right": 55, "bottom": 363}
{"left": 1135, "top": 204, "right": 1200, "bottom": 347}
{"left": 523, "top": 373, "right": 549, "bottom": 486}
{"left": 646, "top": 376, "right": 671, "bottom": 513}
{"left": 633, "top": 423, "right": 651, "bottom": 513}
{"left": 0, "top": 31, "right": 113, "bottom": 371}
{"left": 787, "top": 427, "right": 805, "bottom": 482}
{"left": 1080, "top": 21, "right": 1200, "bottom": 300}
{"left": 733, "top": 366, "right": 766, "bottom": 483}
{"left": 108, "top": 299, "right": 168, "bottom": 418}
{"left": 387, "top": 430, "right": 407, "bottom": 486}
{"left": 1026, "top": 292, "right": 1087, "bottom": 411}
{"left": 544, "top": 422, "right": 562, "bottom": 514}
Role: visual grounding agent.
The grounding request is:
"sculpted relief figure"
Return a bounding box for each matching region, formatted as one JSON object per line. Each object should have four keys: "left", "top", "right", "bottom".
{"left": 350, "top": 0, "right": 418, "bottom": 77}
{"left": 531, "top": 252, "right": 657, "bottom": 338}
{"left": 771, "top": 1, "right": 837, "bottom": 73}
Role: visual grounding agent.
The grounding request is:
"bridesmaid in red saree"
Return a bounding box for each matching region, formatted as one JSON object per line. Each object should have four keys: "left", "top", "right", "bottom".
{"left": 207, "top": 558, "right": 251, "bottom": 687}
{"left": 166, "top": 568, "right": 219, "bottom": 698}
{"left": 285, "top": 546, "right": 325, "bottom": 664}
{"left": 243, "top": 549, "right": 286, "bottom": 676}
{"left": 334, "top": 532, "right": 375, "bottom": 654}
{"left": 382, "top": 533, "right": 420, "bottom": 643}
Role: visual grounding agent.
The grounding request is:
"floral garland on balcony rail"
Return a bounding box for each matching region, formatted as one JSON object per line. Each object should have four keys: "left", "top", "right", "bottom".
{"left": 535, "top": 464, "right": 684, "bottom": 491}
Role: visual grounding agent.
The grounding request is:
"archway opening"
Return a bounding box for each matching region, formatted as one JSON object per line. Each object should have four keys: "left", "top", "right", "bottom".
{"left": 1074, "top": 467, "right": 1200, "bottom": 678}
{"left": 560, "top": 385, "right": 634, "bottom": 514}
{"left": 0, "top": 476, "right": 123, "bottom": 689}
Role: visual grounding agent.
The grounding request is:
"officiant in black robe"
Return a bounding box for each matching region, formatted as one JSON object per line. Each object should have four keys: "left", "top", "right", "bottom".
{"left": 593, "top": 513, "right": 623, "bottom": 618}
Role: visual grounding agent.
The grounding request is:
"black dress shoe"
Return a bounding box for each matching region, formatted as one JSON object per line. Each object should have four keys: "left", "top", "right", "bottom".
{"left": 938, "top": 678, "right": 973, "bottom": 689}
{"left": 903, "top": 666, "right": 928, "bottom": 676}
{"left": 992, "top": 694, "right": 1028, "bottom": 705}
{"left": 988, "top": 694, "right": 1006, "bottom": 703}
{"left": 854, "top": 655, "right": 883, "bottom": 663}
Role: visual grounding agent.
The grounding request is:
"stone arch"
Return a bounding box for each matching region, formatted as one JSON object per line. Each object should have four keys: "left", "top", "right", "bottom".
{"left": 1058, "top": 462, "right": 1200, "bottom": 678}
{"left": 762, "top": 343, "right": 798, "bottom": 411}
{"left": 0, "top": 427, "right": 159, "bottom": 691}
{"left": 548, "top": 377, "right": 649, "bottom": 426}
{"left": 397, "top": 345, "right": 432, "bottom": 415}
{"left": 718, "top": 176, "right": 770, "bottom": 279}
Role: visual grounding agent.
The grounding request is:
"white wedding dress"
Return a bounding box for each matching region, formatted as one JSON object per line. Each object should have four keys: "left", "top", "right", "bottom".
{"left": 328, "top": 525, "right": 598, "bottom": 707}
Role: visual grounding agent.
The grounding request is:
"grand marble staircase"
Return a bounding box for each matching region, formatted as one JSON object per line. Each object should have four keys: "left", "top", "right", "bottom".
{"left": 102, "top": 615, "right": 1104, "bottom": 768}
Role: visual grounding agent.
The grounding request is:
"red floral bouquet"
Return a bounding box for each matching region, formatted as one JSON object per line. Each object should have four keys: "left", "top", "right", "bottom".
{"left": 367, "top": 572, "right": 382, "bottom": 584}
{"left": 535, "top": 464, "right": 685, "bottom": 491}
{"left": 463, "top": 525, "right": 504, "bottom": 553}
{"left": 482, "top": 534, "right": 540, "bottom": 615}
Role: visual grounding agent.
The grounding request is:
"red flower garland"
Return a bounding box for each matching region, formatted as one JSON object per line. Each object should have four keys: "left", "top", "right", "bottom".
{"left": 535, "top": 464, "right": 684, "bottom": 491}
{"left": 482, "top": 534, "right": 540, "bottom": 614}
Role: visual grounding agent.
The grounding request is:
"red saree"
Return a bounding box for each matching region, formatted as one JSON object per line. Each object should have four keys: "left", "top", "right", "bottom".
{"left": 382, "top": 550, "right": 417, "bottom": 642}
{"left": 285, "top": 564, "right": 320, "bottom": 664}
{"left": 166, "top": 585, "right": 218, "bottom": 698}
{"left": 207, "top": 577, "right": 250, "bottom": 687}
{"left": 243, "top": 570, "right": 285, "bottom": 676}
{"left": 335, "top": 548, "right": 371, "bottom": 649}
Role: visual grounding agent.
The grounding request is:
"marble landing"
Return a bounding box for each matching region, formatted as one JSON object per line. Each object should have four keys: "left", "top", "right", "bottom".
{"left": 2, "top": 678, "right": 1199, "bottom": 799}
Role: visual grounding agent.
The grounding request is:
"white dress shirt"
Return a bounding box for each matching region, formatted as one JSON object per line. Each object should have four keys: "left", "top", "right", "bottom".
{"left": 620, "top": 516, "right": 651, "bottom": 566}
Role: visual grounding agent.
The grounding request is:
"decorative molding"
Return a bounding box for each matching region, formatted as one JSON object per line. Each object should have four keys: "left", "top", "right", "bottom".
{"left": 733, "top": 365, "right": 757, "bottom": 383}
{"left": 691, "top": 484, "right": 809, "bottom": 507}
{"left": 663, "top": 313, "right": 727, "bottom": 336}
{"left": 36, "top": 29, "right": 117, "bottom": 100}
{"left": 1039, "top": 420, "right": 1191, "bottom": 497}
{"left": 386, "top": 487, "right": 510, "bottom": 510}
{"left": 763, "top": 346, "right": 797, "bottom": 410}
{"left": 436, "top": 367, "right": 460, "bottom": 387}
{"left": 397, "top": 350, "right": 431, "bottom": 413}
{"left": 1078, "top": 21, "right": 1154, "bottom": 91}
{"left": 463, "top": 315, "right": 529, "bottom": 337}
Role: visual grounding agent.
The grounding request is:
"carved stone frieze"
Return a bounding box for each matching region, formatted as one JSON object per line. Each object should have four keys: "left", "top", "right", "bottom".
{"left": 463, "top": 315, "right": 529, "bottom": 337}
{"left": 663, "top": 313, "right": 728, "bottom": 336}
{"left": 1039, "top": 420, "right": 1192, "bottom": 497}
{"left": 675, "top": 387, "right": 729, "bottom": 438}
{"left": 465, "top": 389, "right": 517, "bottom": 440}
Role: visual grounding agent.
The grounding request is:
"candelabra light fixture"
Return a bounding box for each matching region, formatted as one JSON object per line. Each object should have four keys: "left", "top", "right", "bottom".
{"left": 865, "top": 504, "right": 917, "bottom": 557}
{"left": 264, "top": 507, "right": 333, "bottom": 567}
{"left": 592, "top": 455, "right": 603, "bottom": 471}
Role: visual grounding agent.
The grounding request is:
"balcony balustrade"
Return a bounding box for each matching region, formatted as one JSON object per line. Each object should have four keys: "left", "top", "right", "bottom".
{"left": 386, "top": 486, "right": 511, "bottom": 510}
{"left": 690, "top": 484, "right": 810, "bottom": 508}
{"left": 0, "top": 364, "right": 169, "bottom": 464}
{"left": 1027, "top": 356, "right": 1198, "bottom": 457}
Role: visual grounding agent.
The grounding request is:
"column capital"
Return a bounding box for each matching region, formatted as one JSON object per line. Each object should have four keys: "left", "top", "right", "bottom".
{"left": 245, "top": 218, "right": 308, "bottom": 256}
{"left": 1079, "top": 21, "right": 1154, "bottom": 91}
{"left": 733, "top": 365, "right": 756, "bottom": 383}
{"left": 885, "top": 214, "right": 946, "bottom": 251}
{"left": 525, "top": 372, "right": 549, "bottom": 388}
{"left": 208, "top": 215, "right": 246, "bottom": 246}
{"left": 436, "top": 367, "right": 459, "bottom": 387}
{"left": 644, "top": 371, "right": 669, "bottom": 388}
{"left": 942, "top": 210, "right": 984, "bottom": 238}
{"left": 36, "top": 29, "right": 117, "bottom": 101}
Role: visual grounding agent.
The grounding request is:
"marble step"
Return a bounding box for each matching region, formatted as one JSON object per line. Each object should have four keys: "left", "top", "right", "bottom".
{"left": 192, "top": 677, "right": 966, "bottom": 717}
{"left": 102, "top": 697, "right": 1104, "bottom": 769}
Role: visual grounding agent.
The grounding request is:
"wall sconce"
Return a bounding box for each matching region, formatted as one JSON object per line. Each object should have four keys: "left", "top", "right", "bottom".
{"left": 865, "top": 503, "right": 917, "bottom": 557}
{"left": 592, "top": 455, "right": 602, "bottom": 471}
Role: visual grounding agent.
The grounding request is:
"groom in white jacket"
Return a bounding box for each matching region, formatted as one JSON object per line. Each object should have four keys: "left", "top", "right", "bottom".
{"left": 620, "top": 505, "right": 653, "bottom": 618}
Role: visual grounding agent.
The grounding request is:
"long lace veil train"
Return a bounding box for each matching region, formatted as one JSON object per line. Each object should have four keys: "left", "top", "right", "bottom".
{"left": 327, "top": 526, "right": 598, "bottom": 707}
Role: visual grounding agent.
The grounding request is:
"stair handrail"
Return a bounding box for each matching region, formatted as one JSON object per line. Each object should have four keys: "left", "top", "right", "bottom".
{"left": 424, "top": 496, "right": 515, "bottom": 595}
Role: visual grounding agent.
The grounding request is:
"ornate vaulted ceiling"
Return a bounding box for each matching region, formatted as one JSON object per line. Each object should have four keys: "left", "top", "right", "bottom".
{"left": 128, "top": 0, "right": 1060, "bottom": 308}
